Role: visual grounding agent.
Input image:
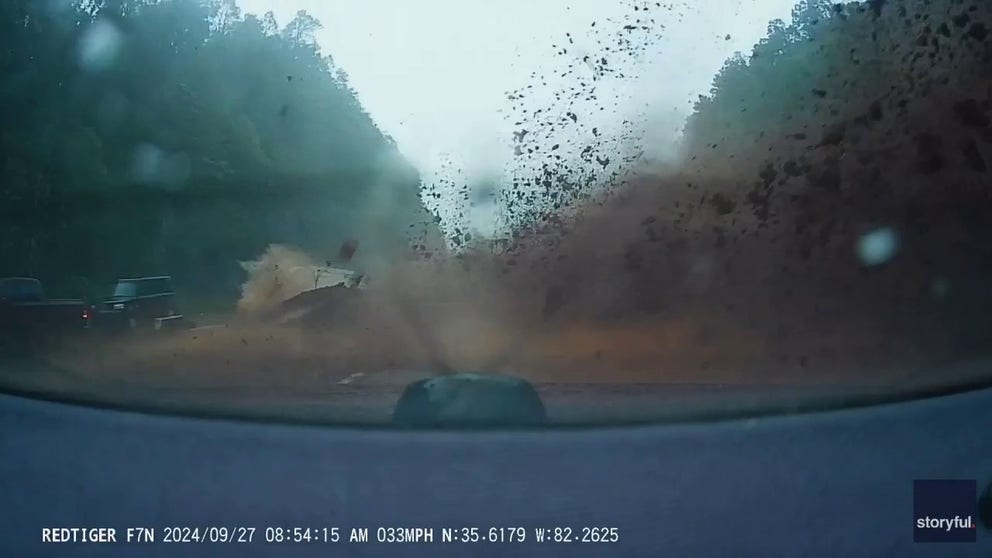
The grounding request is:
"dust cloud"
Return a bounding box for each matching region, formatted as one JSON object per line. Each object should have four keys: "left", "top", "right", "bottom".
{"left": 236, "top": 245, "right": 319, "bottom": 317}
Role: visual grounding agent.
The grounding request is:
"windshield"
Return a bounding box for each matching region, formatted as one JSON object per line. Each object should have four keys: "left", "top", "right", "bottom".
{"left": 111, "top": 282, "right": 137, "bottom": 298}
{"left": 1, "top": 0, "right": 989, "bottom": 426}
{"left": 111, "top": 277, "right": 172, "bottom": 297}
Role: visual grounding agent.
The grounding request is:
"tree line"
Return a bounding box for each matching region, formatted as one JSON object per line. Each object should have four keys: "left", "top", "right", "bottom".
{"left": 1, "top": 0, "right": 437, "bottom": 305}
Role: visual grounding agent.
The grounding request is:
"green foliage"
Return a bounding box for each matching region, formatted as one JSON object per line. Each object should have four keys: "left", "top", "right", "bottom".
{"left": 683, "top": 0, "right": 883, "bottom": 158}
{"left": 679, "top": 0, "right": 992, "bottom": 350}
{"left": 0, "top": 0, "right": 435, "bottom": 304}
{"left": 684, "top": 0, "right": 991, "bottom": 180}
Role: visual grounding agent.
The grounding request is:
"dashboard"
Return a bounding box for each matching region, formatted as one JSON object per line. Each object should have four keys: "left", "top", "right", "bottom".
{"left": 1, "top": 383, "right": 989, "bottom": 556}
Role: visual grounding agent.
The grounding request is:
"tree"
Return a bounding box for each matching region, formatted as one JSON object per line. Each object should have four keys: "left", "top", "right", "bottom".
{"left": 260, "top": 10, "right": 278, "bottom": 36}
{"left": 280, "top": 9, "right": 322, "bottom": 48}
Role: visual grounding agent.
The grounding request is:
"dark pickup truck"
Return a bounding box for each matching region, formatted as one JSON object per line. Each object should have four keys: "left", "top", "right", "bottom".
{"left": 0, "top": 277, "right": 91, "bottom": 348}
{"left": 98, "top": 276, "right": 185, "bottom": 331}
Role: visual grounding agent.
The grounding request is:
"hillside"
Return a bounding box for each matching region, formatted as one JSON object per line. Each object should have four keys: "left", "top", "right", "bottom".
{"left": 0, "top": 0, "right": 441, "bottom": 304}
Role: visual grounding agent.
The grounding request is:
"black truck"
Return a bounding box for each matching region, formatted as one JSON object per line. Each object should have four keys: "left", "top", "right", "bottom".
{"left": 0, "top": 277, "right": 91, "bottom": 349}
{"left": 98, "top": 276, "right": 186, "bottom": 331}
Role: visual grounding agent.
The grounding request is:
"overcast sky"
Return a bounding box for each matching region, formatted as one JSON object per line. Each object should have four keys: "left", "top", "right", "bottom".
{"left": 235, "top": 0, "right": 798, "bottom": 235}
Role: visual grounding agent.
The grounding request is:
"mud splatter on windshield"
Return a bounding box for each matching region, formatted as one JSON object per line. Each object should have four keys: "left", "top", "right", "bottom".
{"left": 1, "top": 0, "right": 990, "bottom": 424}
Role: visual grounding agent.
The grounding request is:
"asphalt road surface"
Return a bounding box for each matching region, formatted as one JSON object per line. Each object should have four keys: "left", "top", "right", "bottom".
{"left": 2, "top": 353, "right": 984, "bottom": 427}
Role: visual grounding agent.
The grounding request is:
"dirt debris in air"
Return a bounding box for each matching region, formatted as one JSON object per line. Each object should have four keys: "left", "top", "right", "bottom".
{"left": 54, "top": 0, "right": 992, "bottom": 394}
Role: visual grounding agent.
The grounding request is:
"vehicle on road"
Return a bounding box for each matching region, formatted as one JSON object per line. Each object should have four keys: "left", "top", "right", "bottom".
{"left": 98, "top": 276, "right": 185, "bottom": 331}
{"left": 0, "top": 277, "right": 91, "bottom": 349}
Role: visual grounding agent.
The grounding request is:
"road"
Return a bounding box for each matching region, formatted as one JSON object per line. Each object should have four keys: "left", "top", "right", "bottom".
{"left": 3, "top": 350, "right": 985, "bottom": 427}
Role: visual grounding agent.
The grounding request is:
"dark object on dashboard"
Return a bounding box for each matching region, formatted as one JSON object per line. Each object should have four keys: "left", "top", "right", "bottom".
{"left": 392, "top": 373, "right": 547, "bottom": 428}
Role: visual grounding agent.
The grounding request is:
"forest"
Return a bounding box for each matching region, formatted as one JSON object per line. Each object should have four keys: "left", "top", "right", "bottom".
{"left": 0, "top": 0, "right": 437, "bottom": 306}
{"left": 678, "top": 0, "right": 991, "bottom": 352}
